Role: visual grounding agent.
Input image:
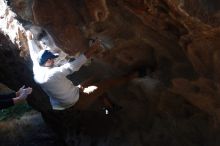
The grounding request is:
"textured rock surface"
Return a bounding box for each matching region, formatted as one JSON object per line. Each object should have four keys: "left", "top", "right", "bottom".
{"left": 1, "top": 0, "right": 220, "bottom": 145}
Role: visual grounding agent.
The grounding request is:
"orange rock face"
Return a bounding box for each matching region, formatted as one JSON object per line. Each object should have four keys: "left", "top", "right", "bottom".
{"left": 5, "top": 0, "right": 220, "bottom": 112}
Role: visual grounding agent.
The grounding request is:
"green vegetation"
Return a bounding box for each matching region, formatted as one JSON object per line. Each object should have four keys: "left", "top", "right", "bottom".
{"left": 0, "top": 103, "right": 32, "bottom": 121}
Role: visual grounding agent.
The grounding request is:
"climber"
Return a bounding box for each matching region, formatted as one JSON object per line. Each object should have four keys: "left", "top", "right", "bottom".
{"left": 25, "top": 26, "right": 136, "bottom": 112}
{"left": 0, "top": 84, "right": 32, "bottom": 109}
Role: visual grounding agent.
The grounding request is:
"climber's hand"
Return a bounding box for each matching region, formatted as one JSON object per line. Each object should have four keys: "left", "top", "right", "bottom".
{"left": 85, "top": 38, "right": 101, "bottom": 58}
{"left": 26, "top": 30, "right": 33, "bottom": 40}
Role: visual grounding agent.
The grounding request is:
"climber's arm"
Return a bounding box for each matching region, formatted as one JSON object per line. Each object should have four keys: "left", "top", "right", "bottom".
{"left": 58, "top": 54, "right": 88, "bottom": 75}
{"left": 58, "top": 39, "right": 101, "bottom": 75}
{"left": 26, "top": 31, "right": 41, "bottom": 68}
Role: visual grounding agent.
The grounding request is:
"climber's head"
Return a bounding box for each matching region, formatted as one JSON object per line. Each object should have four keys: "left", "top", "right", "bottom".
{"left": 38, "top": 50, "right": 59, "bottom": 66}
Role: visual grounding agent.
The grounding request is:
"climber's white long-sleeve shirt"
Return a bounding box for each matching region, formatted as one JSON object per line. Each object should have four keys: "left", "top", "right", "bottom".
{"left": 28, "top": 40, "right": 88, "bottom": 110}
